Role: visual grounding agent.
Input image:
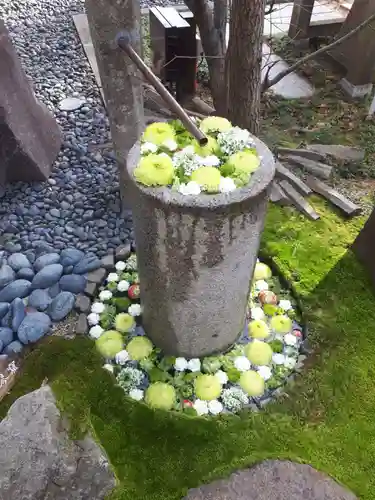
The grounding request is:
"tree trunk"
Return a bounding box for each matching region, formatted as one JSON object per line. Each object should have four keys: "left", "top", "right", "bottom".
{"left": 226, "top": 0, "right": 265, "bottom": 134}
{"left": 184, "top": 0, "right": 227, "bottom": 115}
{"left": 85, "top": 0, "right": 144, "bottom": 211}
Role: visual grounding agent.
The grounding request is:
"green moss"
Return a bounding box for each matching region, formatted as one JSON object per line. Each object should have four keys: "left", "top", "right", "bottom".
{"left": 2, "top": 199, "right": 375, "bottom": 499}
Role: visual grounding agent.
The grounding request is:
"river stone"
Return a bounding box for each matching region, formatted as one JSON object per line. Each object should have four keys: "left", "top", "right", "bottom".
{"left": 28, "top": 289, "right": 52, "bottom": 311}
{"left": 7, "top": 253, "right": 31, "bottom": 272}
{"left": 75, "top": 294, "right": 91, "bottom": 314}
{"left": 60, "top": 248, "right": 84, "bottom": 267}
{"left": 184, "top": 461, "right": 357, "bottom": 500}
{"left": 34, "top": 252, "right": 60, "bottom": 272}
{"left": 1, "top": 311, "right": 11, "bottom": 328}
{"left": 0, "top": 327, "right": 13, "bottom": 347}
{"left": 32, "top": 264, "right": 63, "bottom": 289}
{"left": 59, "top": 97, "right": 85, "bottom": 111}
{"left": 17, "top": 267, "right": 35, "bottom": 280}
{"left": 73, "top": 255, "right": 101, "bottom": 274}
{"left": 4, "top": 340, "right": 23, "bottom": 355}
{"left": 0, "top": 20, "right": 62, "bottom": 183}
{"left": 48, "top": 283, "right": 61, "bottom": 298}
{"left": 18, "top": 312, "right": 51, "bottom": 344}
{"left": 0, "top": 280, "right": 31, "bottom": 303}
{"left": 0, "top": 265, "right": 15, "bottom": 289}
{"left": 59, "top": 274, "right": 87, "bottom": 294}
{"left": 49, "top": 291, "right": 75, "bottom": 321}
{"left": 11, "top": 298, "right": 26, "bottom": 332}
{"left": 0, "top": 386, "right": 115, "bottom": 499}
{"left": 0, "top": 303, "right": 10, "bottom": 320}
{"left": 0, "top": 339, "right": 3, "bottom": 353}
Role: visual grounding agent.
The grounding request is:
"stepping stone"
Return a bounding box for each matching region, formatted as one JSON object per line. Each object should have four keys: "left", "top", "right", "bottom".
{"left": 58, "top": 97, "right": 85, "bottom": 112}
{"left": 184, "top": 460, "right": 357, "bottom": 500}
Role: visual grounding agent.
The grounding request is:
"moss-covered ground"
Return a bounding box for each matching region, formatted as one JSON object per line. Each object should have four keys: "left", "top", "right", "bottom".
{"left": 1, "top": 198, "right": 374, "bottom": 500}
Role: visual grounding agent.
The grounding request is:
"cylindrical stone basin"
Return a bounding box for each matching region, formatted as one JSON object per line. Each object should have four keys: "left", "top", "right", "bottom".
{"left": 127, "top": 137, "right": 275, "bottom": 358}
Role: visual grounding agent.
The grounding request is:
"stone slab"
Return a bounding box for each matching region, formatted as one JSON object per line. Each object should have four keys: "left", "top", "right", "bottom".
{"left": 283, "top": 155, "right": 333, "bottom": 180}
{"left": 306, "top": 144, "right": 365, "bottom": 164}
{"left": 185, "top": 460, "right": 357, "bottom": 500}
{"left": 0, "top": 20, "right": 62, "bottom": 183}
{"left": 275, "top": 161, "right": 312, "bottom": 196}
{"left": 279, "top": 180, "right": 320, "bottom": 220}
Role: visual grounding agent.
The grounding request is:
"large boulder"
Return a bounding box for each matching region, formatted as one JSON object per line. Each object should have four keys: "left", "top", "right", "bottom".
{"left": 0, "top": 386, "right": 115, "bottom": 499}
{"left": 0, "top": 20, "right": 61, "bottom": 186}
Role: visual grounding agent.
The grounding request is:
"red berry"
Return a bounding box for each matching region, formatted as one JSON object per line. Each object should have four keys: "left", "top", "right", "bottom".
{"left": 128, "top": 284, "right": 140, "bottom": 299}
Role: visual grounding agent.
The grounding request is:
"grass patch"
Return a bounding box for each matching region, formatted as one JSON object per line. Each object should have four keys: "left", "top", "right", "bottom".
{"left": 1, "top": 200, "right": 375, "bottom": 499}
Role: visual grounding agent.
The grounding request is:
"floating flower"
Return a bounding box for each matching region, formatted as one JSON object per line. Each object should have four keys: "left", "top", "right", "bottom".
{"left": 200, "top": 155, "right": 220, "bottom": 167}
{"left": 183, "top": 399, "right": 193, "bottom": 407}
{"left": 219, "top": 176, "right": 237, "bottom": 193}
{"left": 179, "top": 181, "right": 201, "bottom": 196}
{"left": 255, "top": 280, "right": 269, "bottom": 292}
{"left": 103, "top": 363, "right": 114, "bottom": 373}
{"left": 208, "top": 399, "right": 223, "bottom": 415}
{"left": 200, "top": 116, "right": 232, "bottom": 135}
{"left": 91, "top": 302, "right": 105, "bottom": 314}
{"left": 107, "top": 272, "right": 119, "bottom": 282}
{"left": 175, "top": 357, "right": 188, "bottom": 372}
{"left": 87, "top": 312, "right": 100, "bottom": 326}
{"left": 172, "top": 146, "right": 201, "bottom": 176}
{"left": 163, "top": 139, "right": 178, "bottom": 151}
{"left": 193, "top": 399, "right": 209, "bottom": 416}
{"left": 284, "top": 333, "right": 298, "bottom": 346}
{"left": 117, "top": 280, "right": 130, "bottom": 292}
{"left": 89, "top": 325, "right": 104, "bottom": 339}
{"left": 128, "top": 284, "right": 140, "bottom": 300}
{"left": 140, "top": 142, "right": 158, "bottom": 154}
{"left": 129, "top": 388, "right": 144, "bottom": 401}
{"left": 257, "top": 365, "right": 272, "bottom": 381}
{"left": 128, "top": 304, "right": 142, "bottom": 317}
{"left": 254, "top": 262, "right": 272, "bottom": 281}
{"left": 187, "top": 358, "right": 201, "bottom": 372}
{"left": 234, "top": 356, "right": 251, "bottom": 372}
{"left": 279, "top": 299, "right": 292, "bottom": 311}
{"left": 143, "top": 122, "right": 176, "bottom": 146}
{"left": 115, "top": 261, "right": 127, "bottom": 271}
{"left": 215, "top": 370, "right": 228, "bottom": 385}
{"left": 272, "top": 353, "right": 286, "bottom": 365}
{"left": 99, "top": 290, "right": 113, "bottom": 302}
{"left": 115, "top": 349, "right": 130, "bottom": 365}
{"left": 191, "top": 166, "right": 221, "bottom": 193}
{"left": 284, "top": 357, "right": 297, "bottom": 369}
{"left": 135, "top": 154, "right": 175, "bottom": 187}
{"left": 251, "top": 307, "right": 266, "bottom": 321}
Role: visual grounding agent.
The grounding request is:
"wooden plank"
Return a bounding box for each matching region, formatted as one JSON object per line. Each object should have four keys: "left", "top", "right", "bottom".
{"left": 277, "top": 147, "right": 326, "bottom": 162}
{"left": 270, "top": 181, "right": 292, "bottom": 206}
{"left": 282, "top": 154, "right": 333, "bottom": 180}
{"left": 305, "top": 175, "right": 362, "bottom": 217}
{"left": 279, "top": 180, "right": 320, "bottom": 220}
{"left": 275, "top": 160, "right": 312, "bottom": 196}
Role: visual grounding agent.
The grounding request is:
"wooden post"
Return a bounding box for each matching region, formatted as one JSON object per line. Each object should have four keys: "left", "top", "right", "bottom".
{"left": 85, "top": 0, "right": 145, "bottom": 210}
{"left": 288, "top": 0, "right": 315, "bottom": 39}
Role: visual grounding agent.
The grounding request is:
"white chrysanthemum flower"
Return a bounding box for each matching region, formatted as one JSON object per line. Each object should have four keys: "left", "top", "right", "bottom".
{"left": 141, "top": 142, "right": 158, "bottom": 154}
{"left": 129, "top": 388, "right": 144, "bottom": 401}
{"left": 99, "top": 290, "right": 113, "bottom": 302}
{"left": 115, "top": 261, "right": 126, "bottom": 271}
{"left": 284, "top": 356, "right": 297, "bottom": 369}
{"left": 103, "top": 363, "right": 114, "bottom": 373}
{"left": 279, "top": 299, "right": 292, "bottom": 311}
{"left": 284, "top": 333, "right": 298, "bottom": 346}
{"left": 175, "top": 357, "right": 188, "bottom": 372}
{"left": 193, "top": 399, "right": 209, "bottom": 416}
{"left": 87, "top": 312, "right": 100, "bottom": 326}
{"left": 219, "top": 176, "right": 237, "bottom": 193}
{"left": 215, "top": 370, "right": 228, "bottom": 385}
{"left": 187, "top": 358, "right": 201, "bottom": 372}
{"left": 89, "top": 325, "right": 104, "bottom": 339}
{"left": 234, "top": 356, "right": 251, "bottom": 372}
{"left": 208, "top": 399, "right": 223, "bottom": 415}
{"left": 107, "top": 272, "right": 119, "bottom": 282}
{"left": 272, "top": 353, "right": 285, "bottom": 365}
{"left": 128, "top": 304, "right": 142, "bottom": 317}
{"left": 91, "top": 302, "right": 105, "bottom": 314}
{"left": 257, "top": 365, "right": 272, "bottom": 381}
{"left": 117, "top": 280, "right": 130, "bottom": 292}
{"left": 251, "top": 307, "right": 266, "bottom": 321}
{"left": 200, "top": 155, "right": 220, "bottom": 167}
{"left": 163, "top": 139, "right": 178, "bottom": 151}
{"left": 179, "top": 181, "right": 201, "bottom": 196}
{"left": 115, "top": 349, "right": 130, "bottom": 365}
{"left": 217, "top": 126, "right": 255, "bottom": 156}
{"left": 255, "top": 280, "right": 269, "bottom": 292}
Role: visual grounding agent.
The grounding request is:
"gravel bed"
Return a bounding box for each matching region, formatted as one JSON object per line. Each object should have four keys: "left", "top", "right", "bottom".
{"left": 0, "top": 0, "right": 158, "bottom": 258}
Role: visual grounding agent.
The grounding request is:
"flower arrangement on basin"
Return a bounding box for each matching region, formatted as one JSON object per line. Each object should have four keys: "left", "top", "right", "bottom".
{"left": 87, "top": 254, "right": 307, "bottom": 417}
{"left": 134, "top": 116, "right": 261, "bottom": 195}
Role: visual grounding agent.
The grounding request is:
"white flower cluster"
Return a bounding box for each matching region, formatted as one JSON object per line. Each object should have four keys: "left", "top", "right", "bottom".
{"left": 125, "top": 254, "right": 137, "bottom": 271}
{"left": 172, "top": 146, "right": 202, "bottom": 176}
{"left": 193, "top": 399, "right": 223, "bottom": 416}
{"left": 179, "top": 181, "right": 201, "bottom": 196}
{"left": 221, "top": 387, "right": 249, "bottom": 413}
{"left": 174, "top": 357, "right": 201, "bottom": 372}
{"left": 217, "top": 127, "right": 255, "bottom": 156}
{"left": 117, "top": 366, "right": 144, "bottom": 390}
